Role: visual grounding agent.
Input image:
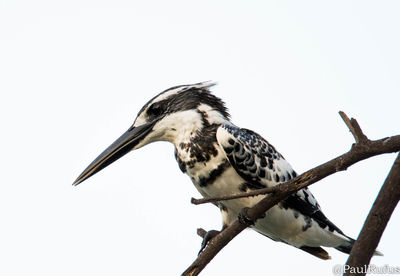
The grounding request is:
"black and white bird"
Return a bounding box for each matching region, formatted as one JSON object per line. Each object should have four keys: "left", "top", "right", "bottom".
{"left": 73, "top": 82, "right": 381, "bottom": 260}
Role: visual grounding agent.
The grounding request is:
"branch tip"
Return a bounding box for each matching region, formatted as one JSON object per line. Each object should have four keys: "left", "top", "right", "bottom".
{"left": 339, "top": 111, "right": 368, "bottom": 143}
{"left": 197, "top": 228, "right": 207, "bottom": 238}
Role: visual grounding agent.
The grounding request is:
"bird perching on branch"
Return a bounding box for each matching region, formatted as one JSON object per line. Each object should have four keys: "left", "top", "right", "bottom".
{"left": 73, "top": 82, "right": 382, "bottom": 260}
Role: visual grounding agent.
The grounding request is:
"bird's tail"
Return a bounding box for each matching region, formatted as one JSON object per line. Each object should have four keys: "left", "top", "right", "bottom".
{"left": 334, "top": 236, "right": 383, "bottom": 256}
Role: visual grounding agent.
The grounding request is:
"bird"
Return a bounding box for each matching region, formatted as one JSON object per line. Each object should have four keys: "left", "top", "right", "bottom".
{"left": 73, "top": 81, "right": 382, "bottom": 260}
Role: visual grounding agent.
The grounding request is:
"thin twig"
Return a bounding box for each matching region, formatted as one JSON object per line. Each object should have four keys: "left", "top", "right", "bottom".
{"left": 182, "top": 112, "right": 400, "bottom": 276}
{"left": 191, "top": 186, "right": 279, "bottom": 205}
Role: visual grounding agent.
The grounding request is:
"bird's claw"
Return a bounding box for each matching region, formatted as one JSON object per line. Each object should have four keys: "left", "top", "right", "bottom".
{"left": 198, "top": 229, "right": 220, "bottom": 255}
{"left": 238, "top": 207, "right": 256, "bottom": 226}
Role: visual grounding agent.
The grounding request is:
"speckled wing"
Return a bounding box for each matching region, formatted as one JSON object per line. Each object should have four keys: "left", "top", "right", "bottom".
{"left": 216, "top": 124, "right": 344, "bottom": 234}
{"left": 216, "top": 124, "right": 297, "bottom": 189}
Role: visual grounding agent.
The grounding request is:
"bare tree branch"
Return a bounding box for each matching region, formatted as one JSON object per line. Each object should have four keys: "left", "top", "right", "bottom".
{"left": 182, "top": 112, "right": 400, "bottom": 276}
{"left": 344, "top": 153, "right": 400, "bottom": 276}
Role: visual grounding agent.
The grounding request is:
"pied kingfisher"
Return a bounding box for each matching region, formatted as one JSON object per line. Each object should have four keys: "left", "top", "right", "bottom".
{"left": 73, "top": 82, "right": 381, "bottom": 260}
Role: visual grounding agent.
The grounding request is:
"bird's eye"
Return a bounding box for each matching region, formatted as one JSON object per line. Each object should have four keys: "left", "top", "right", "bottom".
{"left": 147, "top": 102, "right": 163, "bottom": 117}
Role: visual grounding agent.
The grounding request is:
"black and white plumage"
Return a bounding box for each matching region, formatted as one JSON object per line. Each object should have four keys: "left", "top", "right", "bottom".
{"left": 73, "top": 82, "right": 382, "bottom": 260}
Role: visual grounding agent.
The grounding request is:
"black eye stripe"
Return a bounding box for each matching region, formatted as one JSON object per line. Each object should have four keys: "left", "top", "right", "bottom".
{"left": 147, "top": 101, "right": 165, "bottom": 117}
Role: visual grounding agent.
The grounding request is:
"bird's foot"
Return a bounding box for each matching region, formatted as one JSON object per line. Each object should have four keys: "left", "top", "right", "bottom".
{"left": 238, "top": 207, "right": 262, "bottom": 226}
{"left": 198, "top": 229, "right": 220, "bottom": 255}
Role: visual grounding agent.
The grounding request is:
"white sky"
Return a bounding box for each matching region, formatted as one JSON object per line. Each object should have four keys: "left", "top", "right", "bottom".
{"left": 1, "top": 1, "right": 399, "bottom": 275}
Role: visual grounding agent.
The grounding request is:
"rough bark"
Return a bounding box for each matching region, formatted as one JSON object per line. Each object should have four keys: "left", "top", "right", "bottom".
{"left": 344, "top": 153, "right": 400, "bottom": 276}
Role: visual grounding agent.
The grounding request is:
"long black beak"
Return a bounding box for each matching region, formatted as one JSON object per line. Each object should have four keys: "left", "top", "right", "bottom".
{"left": 72, "top": 121, "right": 156, "bottom": 186}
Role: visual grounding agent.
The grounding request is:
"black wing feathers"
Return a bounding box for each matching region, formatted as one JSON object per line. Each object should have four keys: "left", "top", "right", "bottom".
{"left": 217, "top": 124, "right": 344, "bottom": 234}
